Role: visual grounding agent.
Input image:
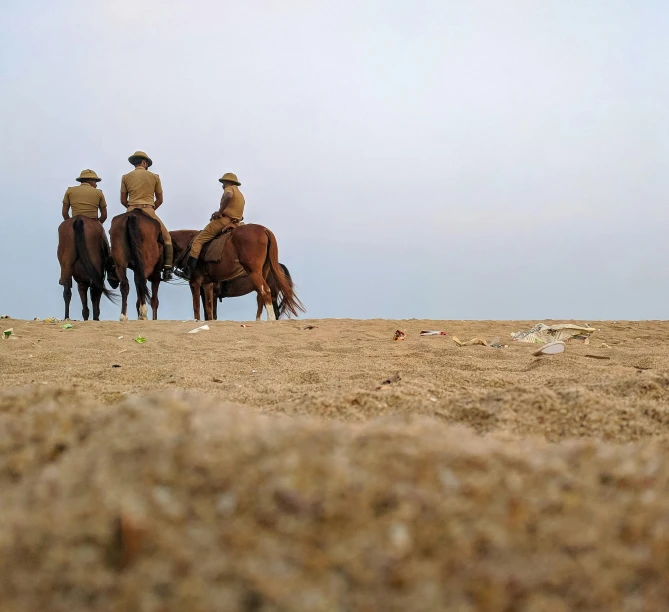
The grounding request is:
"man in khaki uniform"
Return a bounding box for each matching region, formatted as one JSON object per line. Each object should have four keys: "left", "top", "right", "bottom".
{"left": 62, "top": 169, "right": 107, "bottom": 223}
{"left": 121, "top": 150, "right": 173, "bottom": 281}
{"left": 177, "top": 172, "right": 245, "bottom": 281}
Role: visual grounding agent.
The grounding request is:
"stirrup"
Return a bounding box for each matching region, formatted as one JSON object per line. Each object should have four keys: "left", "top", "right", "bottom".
{"left": 162, "top": 267, "right": 173, "bottom": 281}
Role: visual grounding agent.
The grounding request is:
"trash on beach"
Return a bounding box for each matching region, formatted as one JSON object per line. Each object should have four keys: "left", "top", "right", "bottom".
{"left": 532, "top": 341, "right": 565, "bottom": 356}
{"left": 301, "top": 325, "right": 317, "bottom": 331}
{"left": 453, "top": 336, "right": 489, "bottom": 347}
{"left": 2, "top": 328, "right": 13, "bottom": 340}
{"left": 135, "top": 337, "right": 147, "bottom": 344}
{"left": 0, "top": 315, "right": 9, "bottom": 319}
{"left": 376, "top": 373, "right": 401, "bottom": 389}
{"left": 599, "top": 343, "right": 612, "bottom": 349}
{"left": 118, "top": 336, "right": 124, "bottom": 340}
{"left": 61, "top": 324, "right": 73, "bottom": 330}
{"left": 188, "top": 325, "right": 210, "bottom": 334}
{"left": 112, "top": 364, "right": 121, "bottom": 368}
{"left": 240, "top": 325, "right": 251, "bottom": 328}
{"left": 393, "top": 330, "right": 407, "bottom": 341}
{"left": 585, "top": 354, "right": 611, "bottom": 360}
{"left": 420, "top": 330, "right": 447, "bottom": 336}
{"left": 213, "top": 377, "right": 224, "bottom": 383}
{"left": 512, "top": 323, "right": 596, "bottom": 345}
{"left": 33, "top": 318, "right": 40, "bottom": 321}
{"left": 489, "top": 337, "right": 507, "bottom": 349}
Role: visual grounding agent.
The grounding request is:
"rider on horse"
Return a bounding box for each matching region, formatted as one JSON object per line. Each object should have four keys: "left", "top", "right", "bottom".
{"left": 177, "top": 172, "right": 245, "bottom": 281}
{"left": 120, "top": 151, "right": 174, "bottom": 281}
{"left": 62, "top": 169, "right": 107, "bottom": 226}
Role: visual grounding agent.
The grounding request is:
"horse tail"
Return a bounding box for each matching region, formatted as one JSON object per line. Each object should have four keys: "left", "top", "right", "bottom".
{"left": 264, "top": 229, "right": 304, "bottom": 317}
{"left": 277, "top": 264, "right": 293, "bottom": 318}
{"left": 126, "top": 214, "right": 151, "bottom": 301}
{"left": 73, "top": 218, "right": 118, "bottom": 303}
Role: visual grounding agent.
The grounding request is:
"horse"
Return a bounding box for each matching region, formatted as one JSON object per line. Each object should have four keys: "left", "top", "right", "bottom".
{"left": 201, "top": 264, "right": 294, "bottom": 321}
{"left": 109, "top": 209, "right": 164, "bottom": 321}
{"left": 171, "top": 226, "right": 304, "bottom": 321}
{"left": 57, "top": 216, "right": 118, "bottom": 321}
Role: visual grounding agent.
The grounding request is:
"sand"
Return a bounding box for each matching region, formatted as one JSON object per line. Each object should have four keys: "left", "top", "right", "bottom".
{"left": 1, "top": 318, "right": 669, "bottom": 610}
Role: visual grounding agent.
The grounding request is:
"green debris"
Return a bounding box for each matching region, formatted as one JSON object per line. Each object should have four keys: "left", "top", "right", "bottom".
{"left": 61, "top": 324, "right": 73, "bottom": 330}
{"left": 135, "top": 337, "right": 147, "bottom": 344}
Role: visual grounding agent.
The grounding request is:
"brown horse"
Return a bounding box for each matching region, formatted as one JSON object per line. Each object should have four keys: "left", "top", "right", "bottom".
{"left": 110, "top": 209, "right": 164, "bottom": 321}
{"left": 171, "top": 226, "right": 304, "bottom": 321}
{"left": 207, "top": 263, "right": 294, "bottom": 321}
{"left": 57, "top": 216, "right": 117, "bottom": 320}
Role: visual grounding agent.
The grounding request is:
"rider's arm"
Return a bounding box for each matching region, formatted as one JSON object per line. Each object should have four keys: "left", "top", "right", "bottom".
{"left": 62, "top": 189, "right": 71, "bottom": 220}
{"left": 154, "top": 175, "right": 164, "bottom": 209}
{"left": 99, "top": 192, "right": 107, "bottom": 224}
{"left": 120, "top": 176, "right": 129, "bottom": 207}
{"left": 219, "top": 190, "right": 232, "bottom": 214}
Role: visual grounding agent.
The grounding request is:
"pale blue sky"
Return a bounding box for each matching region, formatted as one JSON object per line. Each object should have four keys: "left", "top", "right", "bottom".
{"left": 1, "top": 0, "right": 668, "bottom": 320}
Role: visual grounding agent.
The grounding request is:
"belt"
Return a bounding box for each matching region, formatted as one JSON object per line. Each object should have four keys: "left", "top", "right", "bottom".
{"left": 129, "top": 204, "right": 154, "bottom": 209}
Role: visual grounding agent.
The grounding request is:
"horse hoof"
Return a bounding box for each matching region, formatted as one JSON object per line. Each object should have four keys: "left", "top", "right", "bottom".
{"left": 120, "top": 314, "right": 128, "bottom": 322}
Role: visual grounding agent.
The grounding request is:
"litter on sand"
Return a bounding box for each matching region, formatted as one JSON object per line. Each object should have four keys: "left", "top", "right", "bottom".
{"left": 0, "top": 315, "right": 10, "bottom": 319}
{"left": 376, "top": 373, "right": 401, "bottom": 389}
{"left": 2, "top": 328, "right": 13, "bottom": 340}
{"left": 240, "top": 325, "right": 251, "bottom": 328}
{"left": 453, "top": 337, "right": 489, "bottom": 347}
{"left": 599, "top": 343, "right": 612, "bottom": 349}
{"left": 393, "top": 330, "right": 407, "bottom": 341}
{"left": 585, "top": 354, "right": 611, "bottom": 360}
{"left": 188, "top": 325, "right": 210, "bottom": 334}
{"left": 532, "top": 341, "right": 565, "bottom": 356}
{"left": 61, "top": 324, "right": 73, "bottom": 330}
{"left": 512, "top": 323, "right": 596, "bottom": 345}
{"left": 301, "top": 325, "right": 317, "bottom": 331}
{"left": 135, "top": 337, "right": 147, "bottom": 344}
{"left": 44, "top": 317, "right": 61, "bottom": 323}
{"left": 420, "top": 330, "right": 448, "bottom": 336}
{"left": 118, "top": 336, "right": 124, "bottom": 340}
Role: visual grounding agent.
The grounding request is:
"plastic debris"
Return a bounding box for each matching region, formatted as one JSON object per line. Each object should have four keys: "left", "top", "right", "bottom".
{"left": 112, "top": 364, "right": 121, "bottom": 368}
{"left": 44, "top": 317, "right": 61, "bottom": 323}
{"left": 512, "top": 323, "right": 596, "bottom": 345}
{"left": 532, "top": 341, "right": 565, "bottom": 356}
{"left": 453, "top": 337, "right": 489, "bottom": 347}
{"left": 585, "top": 355, "right": 611, "bottom": 360}
{"left": 420, "top": 330, "right": 447, "bottom": 336}
{"left": 118, "top": 336, "right": 124, "bottom": 340}
{"left": 2, "top": 328, "right": 13, "bottom": 340}
{"left": 61, "top": 324, "right": 73, "bottom": 330}
{"left": 240, "top": 325, "right": 251, "bottom": 328}
{"left": 301, "top": 325, "right": 317, "bottom": 331}
{"left": 188, "top": 325, "right": 210, "bottom": 334}
{"left": 135, "top": 337, "right": 147, "bottom": 344}
{"left": 599, "top": 343, "right": 612, "bottom": 349}
{"left": 0, "top": 315, "right": 9, "bottom": 319}
{"left": 393, "top": 330, "right": 407, "bottom": 341}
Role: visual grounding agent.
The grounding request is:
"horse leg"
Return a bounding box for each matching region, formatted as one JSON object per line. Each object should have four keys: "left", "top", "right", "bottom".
{"left": 248, "top": 271, "right": 275, "bottom": 322}
{"left": 190, "top": 279, "right": 202, "bottom": 321}
{"left": 77, "top": 282, "right": 90, "bottom": 321}
{"left": 91, "top": 285, "right": 102, "bottom": 321}
{"left": 150, "top": 276, "right": 160, "bottom": 320}
{"left": 273, "top": 298, "right": 280, "bottom": 320}
{"left": 203, "top": 283, "right": 214, "bottom": 321}
{"left": 118, "top": 267, "right": 130, "bottom": 321}
{"left": 256, "top": 294, "right": 264, "bottom": 322}
{"left": 62, "top": 277, "right": 73, "bottom": 321}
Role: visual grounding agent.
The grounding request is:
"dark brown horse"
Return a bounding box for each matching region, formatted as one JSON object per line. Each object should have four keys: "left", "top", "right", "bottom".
{"left": 171, "top": 226, "right": 304, "bottom": 321}
{"left": 57, "top": 216, "right": 117, "bottom": 320}
{"left": 207, "top": 263, "right": 294, "bottom": 321}
{"left": 110, "top": 210, "right": 163, "bottom": 321}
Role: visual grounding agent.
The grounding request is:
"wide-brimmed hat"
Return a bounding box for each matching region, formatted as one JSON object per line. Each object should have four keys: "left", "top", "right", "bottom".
{"left": 219, "top": 172, "right": 241, "bottom": 186}
{"left": 76, "top": 169, "right": 102, "bottom": 182}
{"left": 128, "top": 151, "right": 153, "bottom": 167}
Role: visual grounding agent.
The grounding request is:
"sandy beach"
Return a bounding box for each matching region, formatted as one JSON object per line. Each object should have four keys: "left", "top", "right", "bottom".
{"left": 1, "top": 317, "right": 669, "bottom": 610}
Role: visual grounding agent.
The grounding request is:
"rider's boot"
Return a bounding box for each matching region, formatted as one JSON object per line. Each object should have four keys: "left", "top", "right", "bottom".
{"left": 162, "top": 244, "right": 174, "bottom": 281}
{"left": 180, "top": 256, "right": 198, "bottom": 281}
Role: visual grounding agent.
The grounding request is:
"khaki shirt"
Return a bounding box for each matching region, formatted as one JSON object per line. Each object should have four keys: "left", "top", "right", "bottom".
{"left": 63, "top": 183, "right": 107, "bottom": 219}
{"left": 121, "top": 167, "right": 163, "bottom": 207}
{"left": 222, "top": 185, "right": 245, "bottom": 220}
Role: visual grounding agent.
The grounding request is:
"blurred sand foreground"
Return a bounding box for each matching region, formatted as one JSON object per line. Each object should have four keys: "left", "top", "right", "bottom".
{"left": 1, "top": 318, "right": 669, "bottom": 611}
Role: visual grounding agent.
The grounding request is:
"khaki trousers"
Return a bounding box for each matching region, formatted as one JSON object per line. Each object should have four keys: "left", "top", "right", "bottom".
{"left": 127, "top": 205, "right": 172, "bottom": 246}
{"left": 190, "top": 215, "right": 236, "bottom": 259}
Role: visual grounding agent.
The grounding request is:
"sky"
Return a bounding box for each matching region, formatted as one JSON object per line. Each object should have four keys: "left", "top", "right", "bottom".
{"left": 1, "top": 0, "right": 668, "bottom": 321}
